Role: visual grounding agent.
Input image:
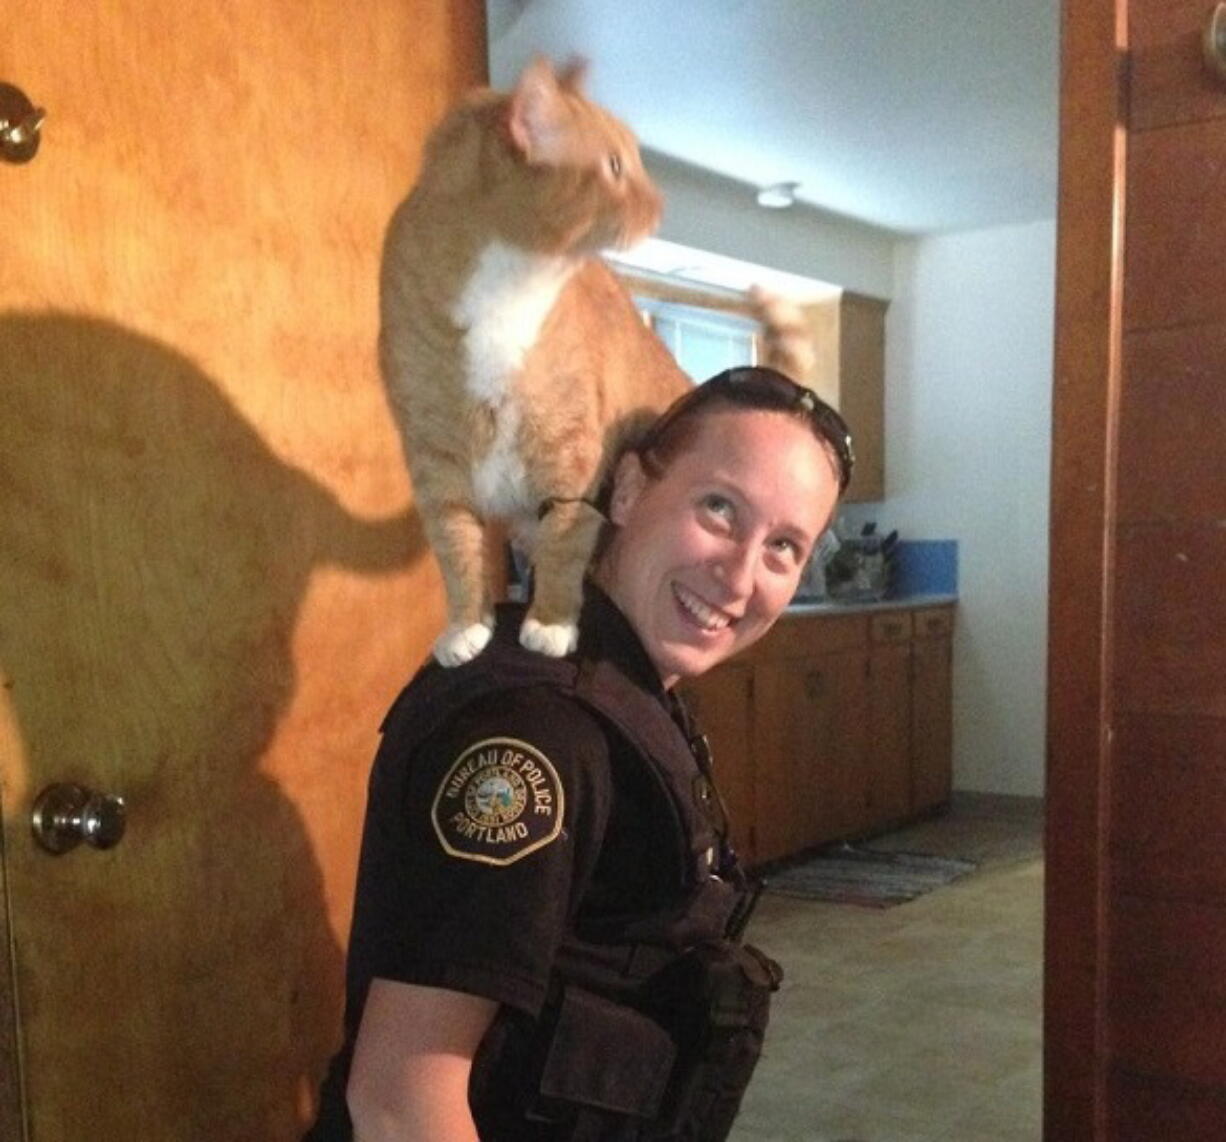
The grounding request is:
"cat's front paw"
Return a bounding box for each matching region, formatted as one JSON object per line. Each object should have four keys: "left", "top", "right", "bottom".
{"left": 519, "top": 617, "right": 579, "bottom": 658}
{"left": 434, "top": 621, "right": 494, "bottom": 667}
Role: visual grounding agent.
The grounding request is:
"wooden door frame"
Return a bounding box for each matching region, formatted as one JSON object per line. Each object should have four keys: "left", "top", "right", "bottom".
{"left": 1045, "top": 0, "right": 1127, "bottom": 1137}
{"left": 0, "top": 784, "right": 25, "bottom": 1142}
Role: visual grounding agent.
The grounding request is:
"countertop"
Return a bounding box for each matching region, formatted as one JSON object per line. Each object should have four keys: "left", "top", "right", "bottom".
{"left": 785, "top": 592, "right": 958, "bottom": 616}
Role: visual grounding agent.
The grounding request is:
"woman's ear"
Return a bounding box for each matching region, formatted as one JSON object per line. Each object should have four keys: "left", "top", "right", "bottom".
{"left": 609, "top": 452, "right": 648, "bottom": 525}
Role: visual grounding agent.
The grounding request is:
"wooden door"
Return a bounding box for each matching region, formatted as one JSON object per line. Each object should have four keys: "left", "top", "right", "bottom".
{"left": 1047, "top": 0, "right": 1226, "bottom": 1137}
{"left": 0, "top": 3, "right": 484, "bottom": 1138}
{"left": 681, "top": 663, "right": 756, "bottom": 864}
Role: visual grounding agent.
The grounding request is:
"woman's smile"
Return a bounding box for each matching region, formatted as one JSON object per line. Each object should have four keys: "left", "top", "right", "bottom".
{"left": 671, "top": 582, "right": 735, "bottom": 633}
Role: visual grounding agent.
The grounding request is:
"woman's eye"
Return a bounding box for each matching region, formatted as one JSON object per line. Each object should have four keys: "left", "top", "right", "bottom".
{"left": 768, "top": 536, "right": 802, "bottom": 562}
{"left": 607, "top": 152, "right": 623, "bottom": 178}
{"left": 700, "top": 494, "right": 733, "bottom": 520}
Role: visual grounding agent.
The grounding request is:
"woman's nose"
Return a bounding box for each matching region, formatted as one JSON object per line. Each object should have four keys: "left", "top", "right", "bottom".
{"left": 711, "top": 541, "right": 756, "bottom": 596}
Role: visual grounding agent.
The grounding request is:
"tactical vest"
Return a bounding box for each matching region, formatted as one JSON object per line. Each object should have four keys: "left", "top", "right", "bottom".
{"left": 375, "top": 606, "right": 780, "bottom": 1141}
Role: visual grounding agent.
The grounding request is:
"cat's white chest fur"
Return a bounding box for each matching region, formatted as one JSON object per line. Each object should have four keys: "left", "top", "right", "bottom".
{"left": 452, "top": 241, "right": 574, "bottom": 514}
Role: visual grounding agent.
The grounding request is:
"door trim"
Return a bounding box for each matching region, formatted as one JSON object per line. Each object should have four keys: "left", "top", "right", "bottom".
{"left": 0, "top": 784, "right": 28, "bottom": 1142}
{"left": 1045, "top": 0, "right": 1127, "bottom": 1137}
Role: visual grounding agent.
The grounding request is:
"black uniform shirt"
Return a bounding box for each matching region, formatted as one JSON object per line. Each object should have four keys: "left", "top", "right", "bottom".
{"left": 345, "top": 585, "right": 685, "bottom": 1021}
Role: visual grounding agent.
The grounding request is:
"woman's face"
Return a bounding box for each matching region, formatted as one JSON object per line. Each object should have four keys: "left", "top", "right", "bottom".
{"left": 599, "top": 409, "right": 840, "bottom": 688}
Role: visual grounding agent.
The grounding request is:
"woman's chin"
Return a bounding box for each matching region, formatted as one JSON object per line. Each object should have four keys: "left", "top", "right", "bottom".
{"left": 655, "top": 632, "right": 735, "bottom": 685}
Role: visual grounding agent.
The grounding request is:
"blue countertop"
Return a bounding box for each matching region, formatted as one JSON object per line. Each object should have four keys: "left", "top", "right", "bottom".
{"left": 786, "top": 592, "right": 958, "bottom": 616}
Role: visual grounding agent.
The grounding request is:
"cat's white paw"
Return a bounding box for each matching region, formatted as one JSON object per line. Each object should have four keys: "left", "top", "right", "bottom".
{"left": 519, "top": 617, "right": 579, "bottom": 658}
{"left": 434, "top": 621, "right": 494, "bottom": 667}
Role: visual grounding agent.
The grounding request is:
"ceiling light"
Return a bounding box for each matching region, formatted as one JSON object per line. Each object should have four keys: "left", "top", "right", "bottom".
{"left": 756, "top": 181, "right": 800, "bottom": 209}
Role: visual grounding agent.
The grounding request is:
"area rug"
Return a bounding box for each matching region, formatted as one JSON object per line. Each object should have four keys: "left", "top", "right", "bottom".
{"left": 762, "top": 844, "right": 978, "bottom": 909}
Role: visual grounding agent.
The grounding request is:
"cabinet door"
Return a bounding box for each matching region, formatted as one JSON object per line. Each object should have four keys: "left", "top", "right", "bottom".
{"left": 912, "top": 635, "right": 953, "bottom": 811}
{"left": 680, "top": 664, "right": 755, "bottom": 864}
{"left": 867, "top": 643, "right": 913, "bottom": 824}
{"left": 755, "top": 652, "right": 869, "bottom": 860}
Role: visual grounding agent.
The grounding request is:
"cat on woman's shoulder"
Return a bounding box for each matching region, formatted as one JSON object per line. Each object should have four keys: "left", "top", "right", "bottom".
{"left": 381, "top": 56, "right": 809, "bottom": 668}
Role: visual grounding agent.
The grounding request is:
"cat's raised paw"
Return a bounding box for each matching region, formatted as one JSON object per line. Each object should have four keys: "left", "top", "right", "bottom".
{"left": 519, "top": 618, "right": 579, "bottom": 658}
{"left": 434, "top": 621, "right": 494, "bottom": 667}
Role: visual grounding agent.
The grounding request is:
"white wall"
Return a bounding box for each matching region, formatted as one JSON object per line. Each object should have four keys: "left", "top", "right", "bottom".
{"left": 869, "top": 222, "right": 1055, "bottom": 796}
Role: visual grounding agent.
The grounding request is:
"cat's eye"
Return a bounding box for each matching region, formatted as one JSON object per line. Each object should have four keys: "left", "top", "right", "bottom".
{"left": 607, "top": 152, "right": 623, "bottom": 179}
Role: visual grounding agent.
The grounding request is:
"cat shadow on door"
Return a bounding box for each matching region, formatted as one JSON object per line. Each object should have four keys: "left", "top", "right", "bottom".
{"left": 0, "top": 312, "right": 429, "bottom": 1138}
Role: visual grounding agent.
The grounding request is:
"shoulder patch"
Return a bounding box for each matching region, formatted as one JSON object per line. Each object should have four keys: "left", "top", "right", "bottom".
{"left": 431, "top": 737, "right": 565, "bottom": 866}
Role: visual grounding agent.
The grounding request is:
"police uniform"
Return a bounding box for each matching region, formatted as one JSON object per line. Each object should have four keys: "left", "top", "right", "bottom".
{"left": 306, "top": 584, "right": 778, "bottom": 1141}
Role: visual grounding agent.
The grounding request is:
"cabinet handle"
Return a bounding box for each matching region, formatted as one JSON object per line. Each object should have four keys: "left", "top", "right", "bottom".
{"left": 1208, "top": 3, "right": 1226, "bottom": 84}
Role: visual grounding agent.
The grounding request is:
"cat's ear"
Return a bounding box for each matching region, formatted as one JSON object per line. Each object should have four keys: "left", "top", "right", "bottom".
{"left": 556, "top": 56, "right": 589, "bottom": 93}
{"left": 507, "top": 56, "right": 569, "bottom": 161}
{"left": 609, "top": 451, "right": 649, "bottom": 525}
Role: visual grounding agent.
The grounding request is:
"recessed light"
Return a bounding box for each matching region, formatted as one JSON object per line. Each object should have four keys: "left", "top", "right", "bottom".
{"left": 756, "top": 181, "right": 800, "bottom": 209}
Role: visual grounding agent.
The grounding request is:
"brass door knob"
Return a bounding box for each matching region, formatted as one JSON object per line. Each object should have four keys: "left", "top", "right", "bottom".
{"left": 31, "top": 783, "right": 127, "bottom": 855}
{"left": 0, "top": 82, "right": 45, "bottom": 164}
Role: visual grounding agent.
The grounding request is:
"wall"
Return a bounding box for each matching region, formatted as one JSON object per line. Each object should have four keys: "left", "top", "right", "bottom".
{"left": 869, "top": 221, "right": 1056, "bottom": 796}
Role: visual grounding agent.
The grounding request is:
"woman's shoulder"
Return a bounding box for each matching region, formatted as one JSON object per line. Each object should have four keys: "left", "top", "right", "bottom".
{"left": 410, "top": 681, "right": 616, "bottom": 868}
{"left": 439, "top": 681, "right": 615, "bottom": 771}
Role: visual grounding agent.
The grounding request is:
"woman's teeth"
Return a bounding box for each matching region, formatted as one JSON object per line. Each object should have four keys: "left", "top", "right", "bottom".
{"left": 673, "top": 584, "right": 731, "bottom": 632}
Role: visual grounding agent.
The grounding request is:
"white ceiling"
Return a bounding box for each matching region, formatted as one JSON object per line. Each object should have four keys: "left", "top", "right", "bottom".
{"left": 486, "top": 0, "right": 1061, "bottom": 236}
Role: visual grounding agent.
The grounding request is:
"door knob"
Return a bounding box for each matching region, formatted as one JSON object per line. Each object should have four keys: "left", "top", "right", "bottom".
{"left": 31, "top": 783, "right": 127, "bottom": 855}
{"left": 1208, "top": 3, "right": 1226, "bottom": 84}
{"left": 0, "top": 82, "right": 45, "bottom": 164}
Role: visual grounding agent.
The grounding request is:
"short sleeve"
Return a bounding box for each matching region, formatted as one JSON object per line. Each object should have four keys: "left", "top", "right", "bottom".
{"left": 356, "top": 685, "right": 615, "bottom": 1017}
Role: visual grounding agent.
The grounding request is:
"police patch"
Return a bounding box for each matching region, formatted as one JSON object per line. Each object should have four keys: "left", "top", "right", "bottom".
{"left": 431, "top": 737, "right": 564, "bottom": 866}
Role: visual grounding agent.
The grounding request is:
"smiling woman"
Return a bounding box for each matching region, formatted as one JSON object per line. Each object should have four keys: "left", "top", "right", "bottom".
{"left": 594, "top": 397, "right": 844, "bottom": 686}
{"left": 306, "top": 373, "right": 850, "bottom": 1142}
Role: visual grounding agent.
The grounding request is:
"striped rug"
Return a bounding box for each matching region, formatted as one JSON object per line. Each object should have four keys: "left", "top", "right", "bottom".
{"left": 762, "top": 844, "right": 977, "bottom": 908}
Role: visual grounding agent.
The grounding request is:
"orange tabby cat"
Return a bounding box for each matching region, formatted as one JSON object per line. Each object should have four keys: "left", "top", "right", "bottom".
{"left": 380, "top": 56, "right": 690, "bottom": 665}
{"left": 381, "top": 57, "right": 810, "bottom": 667}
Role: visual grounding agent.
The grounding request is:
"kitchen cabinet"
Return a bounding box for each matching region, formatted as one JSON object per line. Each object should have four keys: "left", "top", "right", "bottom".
{"left": 681, "top": 660, "right": 754, "bottom": 859}
{"left": 910, "top": 607, "right": 954, "bottom": 812}
{"left": 681, "top": 601, "right": 954, "bottom": 867}
{"left": 803, "top": 292, "right": 887, "bottom": 504}
{"left": 754, "top": 649, "right": 869, "bottom": 863}
{"left": 866, "top": 612, "right": 914, "bottom": 824}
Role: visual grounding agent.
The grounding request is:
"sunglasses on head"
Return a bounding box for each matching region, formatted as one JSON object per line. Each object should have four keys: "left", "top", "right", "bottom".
{"left": 639, "top": 365, "right": 856, "bottom": 494}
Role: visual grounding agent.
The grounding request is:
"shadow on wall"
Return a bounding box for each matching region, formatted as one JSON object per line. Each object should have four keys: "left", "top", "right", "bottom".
{"left": 0, "top": 313, "right": 427, "bottom": 1137}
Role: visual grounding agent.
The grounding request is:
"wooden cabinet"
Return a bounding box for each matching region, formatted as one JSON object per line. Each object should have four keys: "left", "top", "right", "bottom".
{"left": 911, "top": 607, "right": 954, "bottom": 812}
{"left": 803, "top": 292, "right": 888, "bottom": 504}
{"left": 754, "top": 650, "right": 869, "bottom": 863}
{"left": 681, "top": 661, "right": 754, "bottom": 859}
{"left": 866, "top": 612, "right": 913, "bottom": 824}
{"left": 681, "top": 602, "right": 954, "bottom": 867}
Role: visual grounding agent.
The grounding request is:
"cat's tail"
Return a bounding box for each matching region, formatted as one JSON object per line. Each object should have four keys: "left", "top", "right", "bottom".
{"left": 748, "top": 284, "right": 817, "bottom": 384}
